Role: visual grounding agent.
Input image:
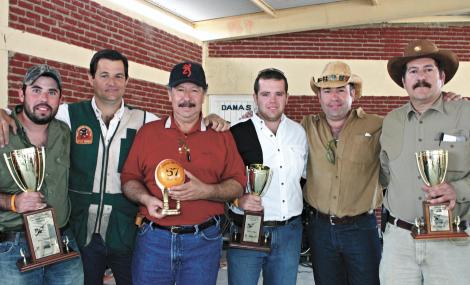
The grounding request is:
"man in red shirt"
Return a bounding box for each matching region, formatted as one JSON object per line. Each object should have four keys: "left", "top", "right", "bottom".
{"left": 121, "top": 61, "right": 246, "bottom": 285}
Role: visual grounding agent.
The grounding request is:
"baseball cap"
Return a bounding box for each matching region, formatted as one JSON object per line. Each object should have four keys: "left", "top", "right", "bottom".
{"left": 23, "top": 64, "right": 62, "bottom": 91}
{"left": 168, "top": 62, "right": 208, "bottom": 89}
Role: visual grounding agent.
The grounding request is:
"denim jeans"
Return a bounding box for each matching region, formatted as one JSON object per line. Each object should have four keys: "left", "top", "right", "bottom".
{"left": 80, "top": 233, "right": 132, "bottom": 285}
{"left": 308, "top": 212, "right": 381, "bottom": 285}
{"left": 380, "top": 223, "right": 470, "bottom": 285}
{"left": 132, "top": 217, "right": 223, "bottom": 285}
{"left": 227, "top": 216, "right": 302, "bottom": 285}
{"left": 0, "top": 229, "right": 83, "bottom": 285}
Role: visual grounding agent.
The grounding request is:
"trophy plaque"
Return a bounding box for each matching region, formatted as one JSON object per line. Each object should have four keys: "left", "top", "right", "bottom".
{"left": 154, "top": 159, "right": 185, "bottom": 215}
{"left": 412, "top": 149, "right": 468, "bottom": 239}
{"left": 229, "top": 164, "right": 273, "bottom": 252}
{"left": 3, "top": 147, "right": 79, "bottom": 272}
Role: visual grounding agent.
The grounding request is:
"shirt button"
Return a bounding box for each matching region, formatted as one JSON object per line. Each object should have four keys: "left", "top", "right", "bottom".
{"left": 419, "top": 121, "right": 423, "bottom": 124}
{"left": 335, "top": 175, "right": 338, "bottom": 179}
{"left": 418, "top": 176, "right": 421, "bottom": 180}
{"left": 56, "top": 157, "right": 60, "bottom": 163}
{"left": 333, "top": 196, "right": 337, "bottom": 199}
{"left": 282, "top": 200, "right": 285, "bottom": 203}
{"left": 418, "top": 138, "right": 422, "bottom": 142}
{"left": 418, "top": 196, "right": 422, "bottom": 200}
{"left": 270, "top": 135, "right": 273, "bottom": 138}
{"left": 278, "top": 149, "right": 280, "bottom": 152}
{"left": 283, "top": 216, "right": 285, "bottom": 219}
{"left": 281, "top": 182, "right": 284, "bottom": 186}
{"left": 280, "top": 165, "right": 282, "bottom": 168}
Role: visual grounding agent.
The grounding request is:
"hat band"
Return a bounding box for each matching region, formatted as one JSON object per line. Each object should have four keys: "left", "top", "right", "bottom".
{"left": 317, "top": 74, "right": 350, "bottom": 84}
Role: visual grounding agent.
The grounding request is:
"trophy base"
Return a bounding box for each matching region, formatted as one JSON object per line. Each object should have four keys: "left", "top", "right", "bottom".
{"left": 228, "top": 241, "right": 271, "bottom": 252}
{"left": 411, "top": 231, "right": 469, "bottom": 240}
{"left": 17, "top": 250, "right": 80, "bottom": 272}
{"left": 161, "top": 209, "right": 180, "bottom": 216}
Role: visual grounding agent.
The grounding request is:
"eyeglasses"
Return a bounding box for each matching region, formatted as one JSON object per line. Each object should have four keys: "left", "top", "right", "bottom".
{"left": 325, "top": 139, "right": 337, "bottom": 164}
{"left": 178, "top": 138, "right": 191, "bottom": 162}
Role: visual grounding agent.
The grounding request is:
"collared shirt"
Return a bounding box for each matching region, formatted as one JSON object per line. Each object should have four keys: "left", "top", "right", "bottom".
{"left": 380, "top": 96, "right": 470, "bottom": 222}
{"left": 121, "top": 114, "right": 246, "bottom": 226}
{"left": 247, "top": 113, "right": 307, "bottom": 221}
{"left": 56, "top": 98, "right": 159, "bottom": 145}
{"left": 302, "top": 108, "right": 383, "bottom": 217}
{"left": 0, "top": 106, "right": 71, "bottom": 231}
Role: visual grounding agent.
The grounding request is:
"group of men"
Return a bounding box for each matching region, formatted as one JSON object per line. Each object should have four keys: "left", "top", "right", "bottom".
{"left": 0, "top": 38, "right": 468, "bottom": 285}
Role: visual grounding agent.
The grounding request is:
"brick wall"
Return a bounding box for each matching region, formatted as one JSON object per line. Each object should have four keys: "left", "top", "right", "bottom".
{"left": 8, "top": 53, "right": 171, "bottom": 116}
{"left": 208, "top": 25, "right": 470, "bottom": 60}
{"left": 9, "top": 0, "right": 202, "bottom": 71}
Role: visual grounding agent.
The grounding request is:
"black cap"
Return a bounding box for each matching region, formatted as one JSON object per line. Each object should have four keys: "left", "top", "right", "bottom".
{"left": 168, "top": 62, "right": 208, "bottom": 89}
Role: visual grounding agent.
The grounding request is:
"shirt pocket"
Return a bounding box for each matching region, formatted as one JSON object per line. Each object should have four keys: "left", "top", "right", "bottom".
{"left": 348, "top": 133, "right": 379, "bottom": 164}
{"left": 286, "top": 145, "right": 306, "bottom": 177}
{"left": 440, "top": 140, "right": 470, "bottom": 180}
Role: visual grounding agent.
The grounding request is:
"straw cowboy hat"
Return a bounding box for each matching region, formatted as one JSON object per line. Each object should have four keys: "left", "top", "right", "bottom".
{"left": 310, "top": 61, "right": 362, "bottom": 99}
{"left": 387, "top": 39, "right": 459, "bottom": 88}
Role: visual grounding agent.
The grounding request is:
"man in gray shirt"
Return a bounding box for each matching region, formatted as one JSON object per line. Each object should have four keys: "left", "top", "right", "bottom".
{"left": 380, "top": 39, "right": 470, "bottom": 285}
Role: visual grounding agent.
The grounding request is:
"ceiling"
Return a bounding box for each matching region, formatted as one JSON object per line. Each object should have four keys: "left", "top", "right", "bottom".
{"left": 133, "top": 0, "right": 470, "bottom": 41}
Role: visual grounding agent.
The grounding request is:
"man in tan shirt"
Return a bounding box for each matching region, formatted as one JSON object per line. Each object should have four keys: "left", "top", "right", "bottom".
{"left": 302, "top": 61, "right": 383, "bottom": 285}
{"left": 380, "top": 40, "right": 470, "bottom": 285}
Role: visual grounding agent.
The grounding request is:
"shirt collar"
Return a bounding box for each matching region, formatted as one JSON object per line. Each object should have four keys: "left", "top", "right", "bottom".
{"left": 164, "top": 113, "right": 207, "bottom": 133}
{"left": 406, "top": 94, "right": 444, "bottom": 120}
{"left": 91, "top": 97, "right": 125, "bottom": 122}
{"left": 251, "top": 112, "right": 286, "bottom": 128}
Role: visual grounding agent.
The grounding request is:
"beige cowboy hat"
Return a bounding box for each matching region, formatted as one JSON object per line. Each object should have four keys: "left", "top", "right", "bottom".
{"left": 387, "top": 39, "right": 459, "bottom": 88}
{"left": 310, "top": 61, "right": 362, "bottom": 99}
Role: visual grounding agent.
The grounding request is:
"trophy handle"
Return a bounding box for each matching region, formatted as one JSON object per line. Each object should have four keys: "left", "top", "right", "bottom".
{"left": 3, "top": 153, "right": 28, "bottom": 192}
{"left": 259, "top": 169, "right": 273, "bottom": 197}
{"left": 36, "top": 147, "right": 46, "bottom": 192}
{"left": 415, "top": 152, "right": 430, "bottom": 187}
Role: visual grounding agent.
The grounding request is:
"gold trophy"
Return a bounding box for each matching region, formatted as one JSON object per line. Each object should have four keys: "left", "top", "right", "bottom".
{"left": 229, "top": 164, "right": 273, "bottom": 252}
{"left": 3, "top": 146, "right": 79, "bottom": 272}
{"left": 154, "top": 159, "right": 185, "bottom": 215}
{"left": 413, "top": 149, "right": 468, "bottom": 239}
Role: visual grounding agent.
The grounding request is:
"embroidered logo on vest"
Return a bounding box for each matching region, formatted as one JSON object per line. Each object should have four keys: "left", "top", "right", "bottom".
{"left": 75, "top": 125, "right": 93, "bottom": 144}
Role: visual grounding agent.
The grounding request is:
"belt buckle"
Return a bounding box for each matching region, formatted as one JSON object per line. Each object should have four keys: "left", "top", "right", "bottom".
{"left": 170, "top": 226, "right": 180, "bottom": 234}
{"left": 329, "top": 215, "right": 336, "bottom": 225}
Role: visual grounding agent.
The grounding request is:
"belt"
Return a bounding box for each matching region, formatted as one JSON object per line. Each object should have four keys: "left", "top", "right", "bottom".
{"left": 0, "top": 224, "right": 71, "bottom": 243}
{"left": 143, "top": 217, "right": 218, "bottom": 234}
{"left": 311, "top": 207, "right": 369, "bottom": 225}
{"left": 387, "top": 215, "right": 413, "bottom": 231}
{"left": 229, "top": 211, "right": 299, "bottom": 228}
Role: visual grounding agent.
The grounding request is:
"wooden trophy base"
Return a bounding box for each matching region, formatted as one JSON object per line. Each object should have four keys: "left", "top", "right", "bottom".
{"left": 228, "top": 240, "right": 271, "bottom": 252}
{"left": 411, "top": 230, "right": 469, "bottom": 240}
{"left": 228, "top": 210, "right": 271, "bottom": 252}
{"left": 17, "top": 249, "right": 80, "bottom": 272}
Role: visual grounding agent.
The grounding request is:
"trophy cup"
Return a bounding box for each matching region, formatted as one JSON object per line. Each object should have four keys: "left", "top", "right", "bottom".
{"left": 229, "top": 164, "right": 273, "bottom": 252}
{"left": 413, "top": 149, "right": 468, "bottom": 239}
{"left": 154, "top": 159, "right": 185, "bottom": 215}
{"left": 3, "top": 146, "right": 79, "bottom": 272}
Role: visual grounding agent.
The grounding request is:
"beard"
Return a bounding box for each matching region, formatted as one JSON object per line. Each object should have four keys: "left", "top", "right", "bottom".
{"left": 23, "top": 103, "right": 57, "bottom": 125}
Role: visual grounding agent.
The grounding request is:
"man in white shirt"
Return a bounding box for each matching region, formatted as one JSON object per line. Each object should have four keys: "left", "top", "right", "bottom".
{"left": 228, "top": 68, "right": 308, "bottom": 285}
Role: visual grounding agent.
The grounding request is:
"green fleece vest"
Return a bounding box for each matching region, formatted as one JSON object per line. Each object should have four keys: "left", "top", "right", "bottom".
{"left": 68, "top": 101, "right": 146, "bottom": 254}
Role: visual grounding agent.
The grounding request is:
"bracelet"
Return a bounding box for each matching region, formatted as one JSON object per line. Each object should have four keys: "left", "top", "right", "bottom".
{"left": 10, "top": 194, "right": 17, "bottom": 212}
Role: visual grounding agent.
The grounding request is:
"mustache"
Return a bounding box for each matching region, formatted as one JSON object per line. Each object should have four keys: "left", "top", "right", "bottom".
{"left": 34, "top": 103, "right": 52, "bottom": 111}
{"left": 413, "top": 80, "right": 432, "bottom": 90}
{"left": 178, "top": 101, "right": 196, "bottom": 108}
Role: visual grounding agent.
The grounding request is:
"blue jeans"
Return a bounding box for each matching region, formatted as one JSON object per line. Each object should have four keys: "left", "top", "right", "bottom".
{"left": 80, "top": 233, "right": 132, "bottom": 285}
{"left": 132, "top": 217, "right": 223, "bottom": 285}
{"left": 308, "top": 212, "right": 381, "bottom": 285}
{"left": 227, "top": 216, "right": 302, "bottom": 285}
{"left": 0, "top": 229, "right": 83, "bottom": 285}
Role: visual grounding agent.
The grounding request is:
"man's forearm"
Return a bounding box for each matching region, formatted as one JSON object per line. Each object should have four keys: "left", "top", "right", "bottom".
{"left": 122, "top": 180, "right": 153, "bottom": 205}
{"left": 206, "top": 179, "right": 243, "bottom": 202}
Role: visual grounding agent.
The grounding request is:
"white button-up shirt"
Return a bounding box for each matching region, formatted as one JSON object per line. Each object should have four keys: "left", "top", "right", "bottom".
{"left": 250, "top": 113, "right": 308, "bottom": 221}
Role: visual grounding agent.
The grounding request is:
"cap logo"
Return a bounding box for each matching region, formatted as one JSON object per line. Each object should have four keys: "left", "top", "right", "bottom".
{"left": 414, "top": 46, "right": 422, "bottom": 52}
{"left": 182, "top": 63, "right": 192, "bottom": 77}
{"left": 317, "top": 74, "right": 350, "bottom": 83}
{"left": 75, "top": 125, "right": 93, "bottom": 144}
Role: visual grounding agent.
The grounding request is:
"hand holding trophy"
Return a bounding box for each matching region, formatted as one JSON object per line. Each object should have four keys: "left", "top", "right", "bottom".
{"left": 3, "top": 146, "right": 79, "bottom": 272}
{"left": 154, "top": 159, "right": 185, "bottom": 215}
{"left": 413, "top": 149, "right": 468, "bottom": 239}
{"left": 229, "top": 164, "right": 273, "bottom": 252}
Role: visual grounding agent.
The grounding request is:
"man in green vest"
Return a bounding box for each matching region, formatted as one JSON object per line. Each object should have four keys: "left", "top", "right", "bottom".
{"left": 0, "top": 50, "right": 228, "bottom": 285}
